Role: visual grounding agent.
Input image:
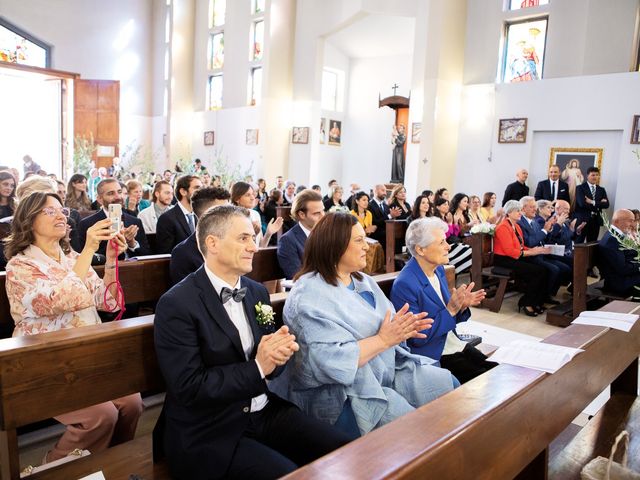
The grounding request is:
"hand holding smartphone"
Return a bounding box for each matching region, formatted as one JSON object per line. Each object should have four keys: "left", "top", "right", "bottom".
{"left": 108, "top": 204, "right": 122, "bottom": 237}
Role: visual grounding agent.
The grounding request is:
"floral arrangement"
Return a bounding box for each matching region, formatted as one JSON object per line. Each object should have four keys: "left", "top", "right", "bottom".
{"left": 255, "top": 301, "right": 276, "bottom": 329}
{"left": 470, "top": 222, "right": 496, "bottom": 235}
{"left": 328, "top": 205, "right": 350, "bottom": 214}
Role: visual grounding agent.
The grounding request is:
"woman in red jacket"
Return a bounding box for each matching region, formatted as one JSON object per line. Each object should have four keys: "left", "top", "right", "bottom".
{"left": 493, "top": 200, "right": 550, "bottom": 316}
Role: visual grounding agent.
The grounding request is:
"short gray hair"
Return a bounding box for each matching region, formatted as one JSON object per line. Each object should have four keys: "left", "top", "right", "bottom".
{"left": 536, "top": 199, "right": 552, "bottom": 210}
{"left": 196, "top": 204, "right": 250, "bottom": 256}
{"left": 503, "top": 199, "right": 522, "bottom": 215}
{"left": 405, "top": 217, "right": 448, "bottom": 257}
{"left": 519, "top": 196, "right": 535, "bottom": 209}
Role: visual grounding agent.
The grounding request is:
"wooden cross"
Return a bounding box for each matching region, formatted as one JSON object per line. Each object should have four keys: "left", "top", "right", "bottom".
{"left": 392, "top": 83, "right": 399, "bottom": 95}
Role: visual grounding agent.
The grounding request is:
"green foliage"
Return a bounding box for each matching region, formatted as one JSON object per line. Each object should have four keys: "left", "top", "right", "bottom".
{"left": 602, "top": 212, "right": 640, "bottom": 298}
{"left": 73, "top": 134, "right": 96, "bottom": 178}
{"left": 209, "top": 147, "right": 254, "bottom": 188}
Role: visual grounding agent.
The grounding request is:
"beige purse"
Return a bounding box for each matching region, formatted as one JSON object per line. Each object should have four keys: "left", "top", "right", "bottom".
{"left": 581, "top": 431, "right": 640, "bottom": 480}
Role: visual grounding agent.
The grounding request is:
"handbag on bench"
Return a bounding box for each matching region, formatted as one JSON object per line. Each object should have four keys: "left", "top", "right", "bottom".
{"left": 581, "top": 431, "right": 640, "bottom": 480}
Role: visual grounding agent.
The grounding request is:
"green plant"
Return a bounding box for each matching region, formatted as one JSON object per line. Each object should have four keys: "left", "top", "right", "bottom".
{"left": 73, "top": 134, "right": 96, "bottom": 178}
{"left": 602, "top": 212, "right": 640, "bottom": 298}
{"left": 209, "top": 147, "right": 253, "bottom": 187}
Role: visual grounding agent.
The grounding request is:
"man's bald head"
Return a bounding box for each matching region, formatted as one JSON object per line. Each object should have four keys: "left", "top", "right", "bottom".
{"left": 554, "top": 200, "right": 570, "bottom": 216}
{"left": 612, "top": 209, "right": 635, "bottom": 234}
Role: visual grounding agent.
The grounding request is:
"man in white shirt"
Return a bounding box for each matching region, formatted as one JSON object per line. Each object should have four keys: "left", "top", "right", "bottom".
{"left": 138, "top": 180, "right": 174, "bottom": 234}
{"left": 153, "top": 205, "right": 351, "bottom": 479}
{"left": 534, "top": 165, "right": 570, "bottom": 203}
{"left": 155, "top": 175, "right": 203, "bottom": 253}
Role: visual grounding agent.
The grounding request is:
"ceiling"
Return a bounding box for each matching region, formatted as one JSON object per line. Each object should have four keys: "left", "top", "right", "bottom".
{"left": 325, "top": 14, "right": 416, "bottom": 59}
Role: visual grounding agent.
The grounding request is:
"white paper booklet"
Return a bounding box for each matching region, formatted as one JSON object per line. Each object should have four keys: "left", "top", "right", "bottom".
{"left": 572, "top": 311, "right": 639, "bottom": 332}
{"left": 126, "top": 254, "right": 172, "bottom": 261}
{"left": 490, "top": 339, "right": 583, "bottom": 373}
{"left": 544, "top": 244, "right": 565, "bottom": 256}
{"left": 78, "top": 473, "right": 106, "bottom": 480}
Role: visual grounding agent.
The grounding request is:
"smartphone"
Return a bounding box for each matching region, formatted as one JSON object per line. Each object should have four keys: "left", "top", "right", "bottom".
{"left": 108, "top": 204, "right": 122, "bottom": 236}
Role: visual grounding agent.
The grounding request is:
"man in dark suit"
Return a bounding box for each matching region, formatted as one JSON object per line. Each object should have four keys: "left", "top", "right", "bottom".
{"left": 544, "top": 199, "right": 585, "bottom": 258}
{"left": 518, "top": 196, "right": 571, "bottom": 302}
{"left": 501, "top": 168, "right": 529, "bottom": 206}
{"left": 534, "top": 165, "right": 570, "bottom": 203}
{"left": 574, "top": 166, "right": 609, "bottom": 243}
{"left": 598, "top": 209, "right": 640, "bottom": 297}
{"left": 368, "top": 184, "right": 402, "bottom": 246}
{"left": 170, "top": 186, "right": 230, "bottom": 285}
{"left": 155, "top": 174, "right": 203, "bottom": 253}
{"left": 74, "top": 179, "right": 151, "bottom": 258}
{"left": 153, "top": 205, "right": 351, "bottom": 479}
{"left": 277, "top": 189, "right": 325, "bottom": 279}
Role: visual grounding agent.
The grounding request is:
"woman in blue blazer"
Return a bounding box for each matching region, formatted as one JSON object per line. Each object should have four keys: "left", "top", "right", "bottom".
{"left": 390, "top": 217, "right": 497, "bottom": 383}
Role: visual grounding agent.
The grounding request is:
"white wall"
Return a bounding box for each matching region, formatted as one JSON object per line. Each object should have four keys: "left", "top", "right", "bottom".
{"left": 454, "top": 72, "right": 640, "bottom": 210}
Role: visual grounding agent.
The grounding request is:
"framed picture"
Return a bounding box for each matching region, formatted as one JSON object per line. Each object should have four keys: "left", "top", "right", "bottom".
{"left": 319, "top": 117, "right": 327, "bottom": 144}
{"left": 203, "top": 131, "right": 215, "bottom": 146}
{"left": 411, "top": 122, "right": 422, "bottom": 143}
{"left": 328, "top": 120, "right": 341, "bottom": 146}
{"left": 246, "top": 129, "right": 259, "bottom": 146}
{"left": 549, "top": 147, "right": 604, "bottom": 204}
{"left": 631, "top": 115, "right": 640, "bottom": 144}
{"left": 498, "top": 118, "right": 528, "bottom": 143}
{"left": 292, "top": 127, "right": 309, "bottom": 144}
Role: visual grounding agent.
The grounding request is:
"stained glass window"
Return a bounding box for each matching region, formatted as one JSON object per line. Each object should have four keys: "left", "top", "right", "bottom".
{"left": 250, "top": 67, "right": 262, "bottom": 105}
{"left": 208, "top": 33, "right": 224, "bottom": 70}
{"left": 509, "top": 0, "right": 549, "bottom": 10}
{"left": 209, "top": 0, "right": 226, "bottom": 29}
{"left": 502, "top": 18, "right": 547, "bottom": 83}
{"left": 252, "top": 21, "right": 264, "bottom": 61}
{"left": 207, "top": 74, "right": 223, "bottom": 110}
{"left": 253, "top": 0, "right": 265, "bottom": 15}
{"left": 0, "top": 21, "right": 49, "bottom": 68}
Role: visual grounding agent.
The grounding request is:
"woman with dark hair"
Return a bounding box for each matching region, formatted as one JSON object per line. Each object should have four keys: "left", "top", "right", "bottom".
{"left": 433, "top": 197, "right": 472, "bottom": 273}
{"left": 434, "top": 188, "right": 449, "bottom": 203}
{"left": 231, "top": 181, "right": 282, "bottom": 247}
{"left": 0, "top": 170, "right": 16, "bottom": 218}
{"left": 65, "top": 174, "right": 92, "bottom": 211}
{"left": 270, "top": 213, "right": 456, "bottom": 437}
{"left": 4, "top": 192, "right": 143, "bottom": 462}
{"left": 264, "top": 188, "right": 283, "bottom": 225}
{"left": 350, "top": 191, "right": 376, "bottom": 235}
{"left": 421, "top": 190, "right": 435, "bottom": 216}
{"left": 411, "top": 194, "right": 431, "bottom": 221}
{"left": 450, "top": 193, "right": 474, "bottom": 235}
{"left": 387, "top": 184, "right": 411, "bottom": 220}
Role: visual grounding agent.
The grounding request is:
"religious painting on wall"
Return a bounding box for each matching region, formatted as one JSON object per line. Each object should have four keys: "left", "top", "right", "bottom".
{"left": 508, "top": 0, "right": 549, "bottom": 10}
{"left": 319, "top": 118, "right": 327, "bottom": 144}
{"left": 549, "top": 148, "right": 603, "bottom": 206}
{"left": 502, "top": 18, "right": 548, "bottom": 83}
{"left": 204, "top": 131, "right": 215, "bottom": 146}
{"left": 291, "top": 127, "right": 309, "bottom": 144}
{"left": 246, "top": 129, "right": 259, "bottom": 145}
{"left": 328, "top": 120, "right": 341, "bottom": 146}
{"left": 411, "top": 122, "right": 422, "bottom": 143}
{"left": 631, "top": 115, "right": 640, "bottom": 144}
{"left": 498, "top": 118, "right": 527, "bottom": 143}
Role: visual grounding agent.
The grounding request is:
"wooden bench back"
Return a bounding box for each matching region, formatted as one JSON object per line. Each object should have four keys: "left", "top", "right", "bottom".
{"left": 384, "top": 220, "right": 408, "bottom": 273}
{"left": 465, "top": 233, "right": 493, "bottom": 290}
{"left": 572, "top": 242, "right": 598, "bottom": 318}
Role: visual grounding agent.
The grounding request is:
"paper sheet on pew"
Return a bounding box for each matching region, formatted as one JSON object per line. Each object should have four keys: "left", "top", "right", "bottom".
{"left": 126, "top": 254, "right": 172, "bottom": 261}
{"left": 490, "top": 339, "right": 583, "bottom": 373}
{"left": 78, "top": 472, "right": 105, "bottom": 480}
{"left": 572, "top": 310, "right": 639, "bottom": 332}
{"left": 544, "top": 244, "right": 565, "bottom": 256}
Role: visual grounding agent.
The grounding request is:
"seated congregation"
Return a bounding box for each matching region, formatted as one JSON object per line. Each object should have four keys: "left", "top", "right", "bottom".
{"left": 0, "top": 162, "right": 638, "bottom": 479}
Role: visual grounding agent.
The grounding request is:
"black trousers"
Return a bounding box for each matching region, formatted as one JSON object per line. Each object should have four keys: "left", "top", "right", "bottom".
{"left": 576, "top": 217, "right": 601, "bottom": 243}
{"left": 440, "top": 344, "right": 498, "bottom": 384}
{"left": 226, "top": 402, "right": 352, "bottom": 480}
{"left": 493, "top": 254, "right": 547, "bottom": 307}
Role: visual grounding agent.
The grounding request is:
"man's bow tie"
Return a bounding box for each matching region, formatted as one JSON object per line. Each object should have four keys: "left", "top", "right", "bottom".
{"left": 220, "top": 287, "right": 247, "bottom": 304}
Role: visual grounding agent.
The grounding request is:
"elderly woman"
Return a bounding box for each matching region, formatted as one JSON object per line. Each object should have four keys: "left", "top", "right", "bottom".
{"left": 282, "top": 180, "right": 297, "bottom": 205}
{"left": 4, "top": 192, "right": 143, "bottom": 462}
{"left": 390, "top": 218, "right": 496, "bottom": 383}
{"left": 270, "top": 213, "right": 456, "bottom": 437}
{"left": 323, "top": 184, "right": 345, "bottom": 212}
{"left": 493, "top": 200, "right": 550, "bottom": 316}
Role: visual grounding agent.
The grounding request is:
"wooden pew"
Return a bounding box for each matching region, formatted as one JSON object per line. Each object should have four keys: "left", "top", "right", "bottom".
{"left": 546, "top": 242, "right": 630, "bottom": 327}
{"left": 276, "top": 206, "right": 292, "bottom": 241}
{"left": 384, "top": 220, "right": 408, "bottom": 273}
{"left": 283, "top": 300, "right": 640, "bottom": 480}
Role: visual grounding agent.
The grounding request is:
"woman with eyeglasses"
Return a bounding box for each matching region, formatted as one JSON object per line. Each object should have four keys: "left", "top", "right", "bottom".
{"left": 4, "top": 192, "right": 143, "bottom": 463}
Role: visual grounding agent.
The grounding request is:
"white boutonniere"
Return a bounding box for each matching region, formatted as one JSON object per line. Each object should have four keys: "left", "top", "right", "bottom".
{"left": 255, "top": 302, "right": 276, "bottom": 329}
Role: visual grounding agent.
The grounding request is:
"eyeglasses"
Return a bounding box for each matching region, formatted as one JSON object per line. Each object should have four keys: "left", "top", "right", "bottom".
{"left": 41, "top": 207, "right": 70, "bottom": 218}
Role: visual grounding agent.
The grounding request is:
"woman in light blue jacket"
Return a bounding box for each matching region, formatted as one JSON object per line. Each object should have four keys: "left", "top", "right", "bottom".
{"left": 270, "top": 213, "right": 456, "bottom": 437}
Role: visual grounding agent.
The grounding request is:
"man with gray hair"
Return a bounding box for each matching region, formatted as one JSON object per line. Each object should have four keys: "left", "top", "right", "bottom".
{"left": 153, "top": 205, "right": 351, "bottom": 479}
{"left": 598, "top": 209, "right": 640, "bottom": 297}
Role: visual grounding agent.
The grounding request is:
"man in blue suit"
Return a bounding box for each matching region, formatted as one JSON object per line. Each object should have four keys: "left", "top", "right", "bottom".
{"left": 277, "top": 189, "right": 325, "bottom": 279}
{"left": 518, "top": 196, "right": 571, "bottom": 303}
{"left": 574, "top": 166, "right": 609, "bottom": 243}
{"left": 534, "top": 165, "right": 570, "bottom": 203}
{"left": 74, "top": 179, "right": 151, "bottom": 258}
{"left": 170, "top": 186, "right": 230, "bottom": 285}
{"left": 153, "top": 205, "right": 350, "bottom": 479}
{"left": 598, "top": 209, "right": 640, "bottom": 297}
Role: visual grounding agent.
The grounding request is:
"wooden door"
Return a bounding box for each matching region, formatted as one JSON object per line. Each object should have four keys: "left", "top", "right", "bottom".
{"left": 74, "top": 80, "right": 119, "bottom": 169}
{"left": 395, "top": 107, "right": 409, "bottom": 160}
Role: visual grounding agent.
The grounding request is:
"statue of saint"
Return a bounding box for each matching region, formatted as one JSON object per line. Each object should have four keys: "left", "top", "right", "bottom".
{"left": 390, "top": 124, "right": 406, "bottom": 183}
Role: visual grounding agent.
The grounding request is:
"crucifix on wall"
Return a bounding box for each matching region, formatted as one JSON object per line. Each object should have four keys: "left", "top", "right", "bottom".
{"left": 378, "top": 84, "right": 410, "bottom": 184}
